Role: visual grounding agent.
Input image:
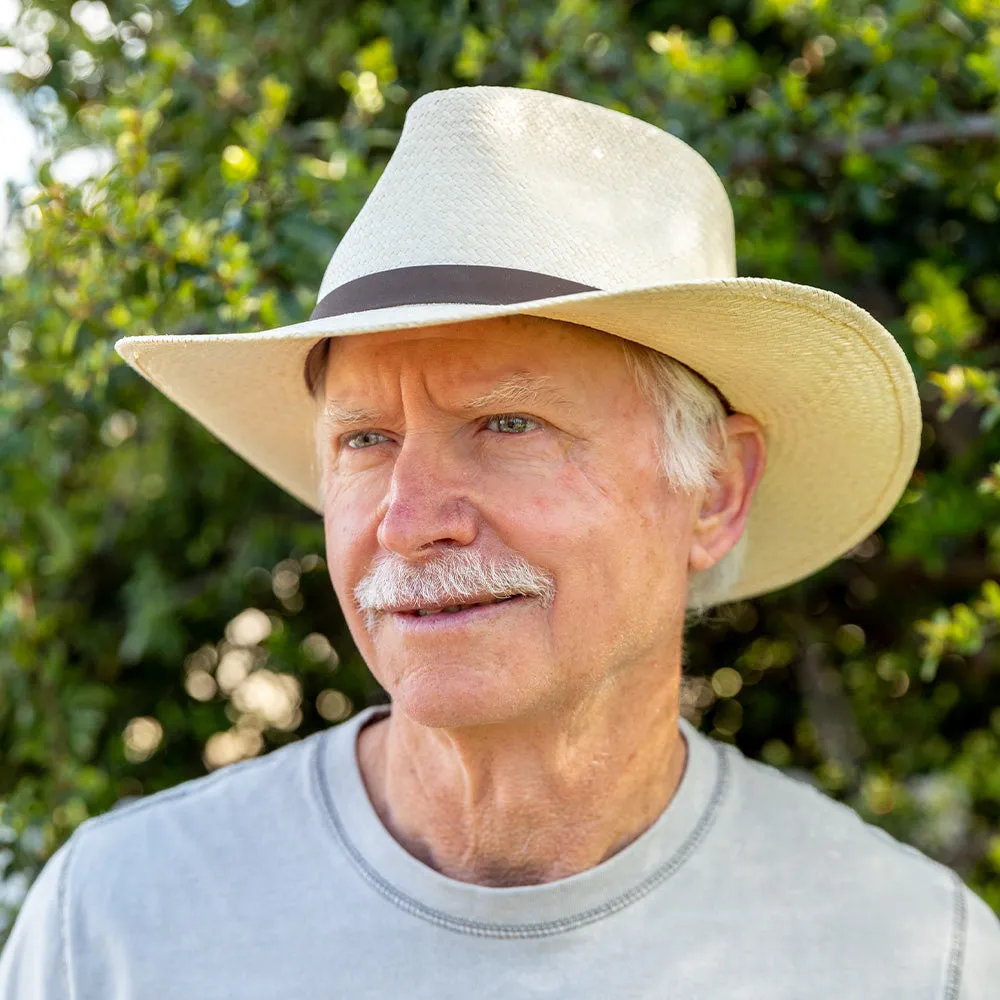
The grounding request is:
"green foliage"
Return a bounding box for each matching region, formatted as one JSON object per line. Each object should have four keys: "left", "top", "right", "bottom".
{"left": 1, "top": 0, "right": 999, "bottom": 933}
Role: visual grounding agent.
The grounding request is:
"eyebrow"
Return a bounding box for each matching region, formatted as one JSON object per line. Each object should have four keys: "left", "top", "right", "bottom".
{"left": 460, "top": 372, "right": 571, "bottom": 413}
{"left": 318, "top": 401, "right": 383, "bottom": 433}
{"left": 319, "top": 372, "right": 572, "bottom": 433}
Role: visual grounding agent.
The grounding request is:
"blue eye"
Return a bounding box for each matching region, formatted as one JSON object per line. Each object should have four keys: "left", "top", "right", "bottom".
{"left": 486, "top": 414, "right": 540, "bottom": 434}
{"left": 345, "top": 430, "right": 389, "bottom": 449}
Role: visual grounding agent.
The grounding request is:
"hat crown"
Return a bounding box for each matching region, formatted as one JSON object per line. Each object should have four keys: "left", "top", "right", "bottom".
{"left": 318, "top": 87, "right": 736, "bottom": 301}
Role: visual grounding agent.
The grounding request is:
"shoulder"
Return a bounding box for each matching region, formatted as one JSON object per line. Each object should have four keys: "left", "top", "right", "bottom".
{"left": 955, "top": 881, "right": 1000, "bottom": 1000}
{"left": 64, "top": 728, "right": 331, "bottom": 899}
{"left": 716, "top": 739, "right": 955, "bottom": 889}
{"left": 0, "top": 837, "right": 75, "bottom": 994}
{"left": 707, "top": 736, "right": 999, "bottom": 987}
{"left": 0, "top": 726, "right": 351, "bottom": 993}
{"left": 86, "top": 727, "right": 325, "bottom": 832}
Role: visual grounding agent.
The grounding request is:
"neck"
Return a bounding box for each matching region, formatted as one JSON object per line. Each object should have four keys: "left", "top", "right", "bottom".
{"left": 356, "top": 672, "right": 688, "bottom": 888}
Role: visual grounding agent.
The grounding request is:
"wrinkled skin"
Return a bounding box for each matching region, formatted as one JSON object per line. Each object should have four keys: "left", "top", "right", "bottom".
{"left": 319, "top": 315, "right": 766, "bottom": 886}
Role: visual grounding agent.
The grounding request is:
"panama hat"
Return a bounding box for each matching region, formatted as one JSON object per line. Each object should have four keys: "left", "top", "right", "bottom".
{"left": 114, "top": 85, "right": 920, "bottom": 605}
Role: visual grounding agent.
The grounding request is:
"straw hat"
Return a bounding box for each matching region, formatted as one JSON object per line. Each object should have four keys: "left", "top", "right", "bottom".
{"left": 114, "top": 86, "right": 920, "bottom": 604}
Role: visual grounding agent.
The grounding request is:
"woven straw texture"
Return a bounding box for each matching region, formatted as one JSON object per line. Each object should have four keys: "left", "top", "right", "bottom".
{"left": 115, "top": 86, "right": 921, "bottom": 604}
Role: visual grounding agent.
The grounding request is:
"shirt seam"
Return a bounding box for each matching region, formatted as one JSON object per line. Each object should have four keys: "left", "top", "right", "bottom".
{"left": 76, "top": 734, "right": 321, "bottom": 835}
{"left": 59, "top": 833, "right": 81, "bottom": 1000}
{"left": 943, "top": 871, "right": 968, "bottom": 1000}
{"left": 311, "top": 729, "right": 731, "bottom": 939}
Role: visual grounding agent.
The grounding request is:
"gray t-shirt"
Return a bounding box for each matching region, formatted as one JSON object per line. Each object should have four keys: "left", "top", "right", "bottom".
{"left": 1, "top": 705, "right": 997, "bottom": 998}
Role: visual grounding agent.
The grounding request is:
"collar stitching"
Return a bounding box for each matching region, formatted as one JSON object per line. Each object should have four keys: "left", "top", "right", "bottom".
{"left": 313, "top": 727, "right": 730, "bottom": 939}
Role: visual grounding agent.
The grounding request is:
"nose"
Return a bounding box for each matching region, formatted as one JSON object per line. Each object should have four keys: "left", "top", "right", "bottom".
{"left": 376, "top": 431, "right": 479, "bottom": 558}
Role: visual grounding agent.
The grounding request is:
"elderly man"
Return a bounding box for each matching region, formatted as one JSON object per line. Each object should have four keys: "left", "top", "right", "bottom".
{"left": 2, "top": 86, "right": 997, "bottom": 998}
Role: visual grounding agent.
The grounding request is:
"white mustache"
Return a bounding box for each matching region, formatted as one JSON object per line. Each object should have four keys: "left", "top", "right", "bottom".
{"left": 354, "top": 548, "right": 556, "bottom": 630}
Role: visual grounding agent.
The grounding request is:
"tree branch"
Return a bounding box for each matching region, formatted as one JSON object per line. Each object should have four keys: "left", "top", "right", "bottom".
{"left": 732, "top": 113, "right": 999, "bottom": 171}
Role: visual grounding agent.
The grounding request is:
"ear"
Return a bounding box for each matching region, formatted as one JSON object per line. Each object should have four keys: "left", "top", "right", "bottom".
{"left": 688, "top": 414, "right": 767, "bottom": 573}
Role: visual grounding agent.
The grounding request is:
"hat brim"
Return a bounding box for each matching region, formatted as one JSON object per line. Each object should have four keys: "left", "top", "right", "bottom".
{"left": 114, "top": 277, "right": 920, "bottom": 605}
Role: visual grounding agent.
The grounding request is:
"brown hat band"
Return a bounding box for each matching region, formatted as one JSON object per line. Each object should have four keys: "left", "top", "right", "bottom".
{"left": 303, "top": 265, "right": 598, "bottom": 392}
{"left": 308, "top": 264, "right": 598, "bottom": 322}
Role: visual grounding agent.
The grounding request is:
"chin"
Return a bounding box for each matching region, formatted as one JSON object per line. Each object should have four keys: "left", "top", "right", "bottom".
{"left": 385, "top": 658, "right": 545, "bottom": 730}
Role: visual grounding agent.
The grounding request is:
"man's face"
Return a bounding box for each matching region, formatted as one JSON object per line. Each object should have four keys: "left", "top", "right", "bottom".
{"left": 320, "top": 317, "right": 702, "bottom": 728}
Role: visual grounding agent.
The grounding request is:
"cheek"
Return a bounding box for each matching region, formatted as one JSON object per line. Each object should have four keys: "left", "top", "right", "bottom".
{"left": 545, "top": 456, "right": 637, "bottom": 537}
{"left": 480, "top": 464, "right": 600, "bottom": 553}
{"left": 326, "top": 468, "right": 388, "bottom": 532}
{"left": 323, "top": 477, "right": 386, "bottom": 597}
{"left": 539, "top": 458, "right": 690, "bottom": 599}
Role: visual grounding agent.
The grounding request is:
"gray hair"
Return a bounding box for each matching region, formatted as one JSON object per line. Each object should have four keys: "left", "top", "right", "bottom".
{"left": 618, "top": 339, "right": 749, "bottom": 614}
{"left": 307, "top": 331, "right": 748, "bottom": 614}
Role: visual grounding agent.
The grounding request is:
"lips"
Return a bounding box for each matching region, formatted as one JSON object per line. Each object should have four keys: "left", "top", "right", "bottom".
{"left": 407, "top": 594, "right": 521, "bottom": 616}
{"left": 383, "top": 594, "right": 528, "bottom": 631}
